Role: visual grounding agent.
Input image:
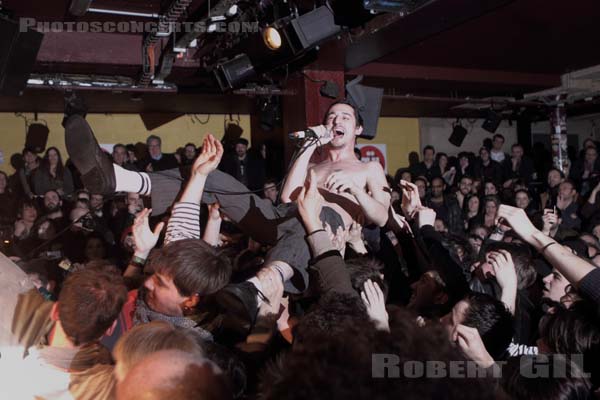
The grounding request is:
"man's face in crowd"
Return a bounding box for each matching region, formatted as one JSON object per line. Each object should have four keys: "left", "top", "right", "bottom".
{"left": 543, "top": 269, "right": 570, "bottom": 302}
{"left": 558, "top": 182, "right": 575, "bottom": 202}
{"left": 459, "top": 177, "right": 473, "bottom": 196}
{"left": 547, "top": 170, "right": 563, "bottom": 188}
{"left": 184, "top": 145, "right": 196, "bottom": 161}
{"left": 235, "top": 143, "right": 248, "bottom": 159}
{"left": 408, "top": 271, "right": 446, "bottom": 313}
{"left": 22, "top": 205, "right": 38, "bottom": 223}
{"left": 127, "top": 193, "right": 144, "bottom": 212}
{"left": 484, "top": 182, "right": 497, "bottom": 195}
{"left": 511, "top": 145, "right": 523, "bottom": 160}
{"left": 113, "top": 146, "right": 127, "bottom": 165}
{"left": 585, "top": 147, "right": 597, "bottom": 164}
{"left": 324, "top": 103, "right": 363, "bottom": 149}
{"left": 43, "top": 191, "right": 61, "bottom": 212}
{"left": 415, "top": 179, "right": 427, "bottom": 199}
{"left": 90, "top": 194, "right": 104, "bottom": 211}
{"left": 143, "top": 273, "right": 187, "bottom": 316}
{"left": 263, "top": 183, "right": 278, "bottom": 203}
{"left": 493, "top": 136, "right": 504, "bottom": 151}
{"left": 85, "top": 237, "right": 105, "bottom": 261}
{"left": 24, "top": 151, "right": 36, "bottom": 165}
{"left": 148, "top": 138, "right": 162, "bottom": 158}
{"left": 434, "top": 219, "right": 447, "bottom": 233}
{"left": 515, "top": 192, "right": 530, "bottom": 209}
{"left": 423, "top": 149, "right": 435, "bottom": 163}
{"left": 479, "top": 148, "right": 490, "bottom": 162}
{"left": 431, "top": 178, "right": 444, "bottom": 198}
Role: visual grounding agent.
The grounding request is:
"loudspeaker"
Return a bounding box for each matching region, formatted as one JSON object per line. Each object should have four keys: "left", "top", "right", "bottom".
{"left": 345, "top": 75, "right": 383, "bottom": 140}
{"left": 69, "top": 0, "right": 94, "bottom": 16}
{"left": 25, "top": 123, "right": 49, "bottom": 153}
{"left": 449, "top": 124, "right": 468, "bottom": 147}
{"left": 482, "top": 110, "right": 502, "bottom": 133}
{"left": 0, "top": 19, "right": 44, "bottom": 96}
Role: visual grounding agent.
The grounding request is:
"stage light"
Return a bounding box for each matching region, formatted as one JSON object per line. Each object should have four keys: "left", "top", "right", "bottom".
{"left": 263, "top": 27, "right": 282, "bottom": 50}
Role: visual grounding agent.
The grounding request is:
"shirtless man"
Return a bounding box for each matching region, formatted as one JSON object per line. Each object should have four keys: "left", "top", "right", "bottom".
{"left": 63, "top": 100, "right": 389, "bottom": 295}
{"left": 282, "top": 100, "right": 390, "bottom": 229}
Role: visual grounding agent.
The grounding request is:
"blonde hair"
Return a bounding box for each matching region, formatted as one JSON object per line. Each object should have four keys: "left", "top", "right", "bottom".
{"left": 113, "top": 321, "right": 204, "bottom": 381}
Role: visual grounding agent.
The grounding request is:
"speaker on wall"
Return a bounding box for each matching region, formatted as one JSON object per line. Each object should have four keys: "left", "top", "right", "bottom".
{"left": 25, "top": 123, "right": 49, "bottom": 153}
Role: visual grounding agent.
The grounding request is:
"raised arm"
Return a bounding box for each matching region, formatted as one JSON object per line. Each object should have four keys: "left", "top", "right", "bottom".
{"left": 280, "top": 125, "right": 330, "bottom": 203}
{"left": 202, "top": 203, "right": 222, "bottom": 247}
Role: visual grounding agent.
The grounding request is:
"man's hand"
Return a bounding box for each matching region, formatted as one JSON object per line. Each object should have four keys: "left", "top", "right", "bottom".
{"left": 399, "top": 180, "right": 422, "bottom": 219}
{"left": 324, "top": 170, "right": 361, "bottom": 196}
{"left": 325, "top": 223, "right": 348, "bottom": 256}
{"left": 347, "top": 222, "right": 368, "bottom": 254}
{"left": 309, "top": 125, "right": 332, "bottom": 146}
{"left": 495, "top": 204, "right": 538, "bottom": 240}
{"left": 192, "top": 134, "right": 224, "bottom": 177}
{"left": 361, "top": 279, "right": 389, "bottom": 332}
{"left": 453, "top": 324, "right": 495, "bottom": 368}
{"left": 132, "top": 208, "right": 165, "bottom": 259}
{"left": 257, "top": 267, "right": 284, "bottom": 317}
{"left": 488, "top": 250, "right": 517, "bottom": 291}
{"left": 417, "top": 206, "right": 436, "bottom": 228}
{"left": 542, "top": 209, "right": 559, "bottom": 237}
{"left": 297, "top": 169, "right": 324, "bottom": 233}
{"left": 207, "top": 202, "right": 221, "bottom": 222}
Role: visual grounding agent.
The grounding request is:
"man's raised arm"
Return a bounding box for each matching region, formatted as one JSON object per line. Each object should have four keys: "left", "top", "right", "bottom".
{"left": 280, "top": 126, "right": 330, "bottom": 203}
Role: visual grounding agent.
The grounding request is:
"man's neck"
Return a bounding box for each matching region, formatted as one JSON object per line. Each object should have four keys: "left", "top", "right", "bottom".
{"left": 424, "top": 160, "right": 433, "bottom": 167}
{"left": 482, "top": 159, "right": 490, "bottom": 166}
{"left": 48, "top": 320, "right": 79, "bottom": 350}
{"left": 326, "top": 145, "right": 355, "bottom": 162}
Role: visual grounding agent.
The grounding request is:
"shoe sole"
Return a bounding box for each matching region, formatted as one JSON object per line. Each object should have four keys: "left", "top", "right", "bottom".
{"left": 64, "top": 115, "right": 115, "bottom": 195}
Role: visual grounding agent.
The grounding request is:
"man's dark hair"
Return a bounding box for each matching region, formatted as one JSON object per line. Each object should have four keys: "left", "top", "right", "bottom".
{"left": 184, "top": 143, "right": 197, "bottom": 149}
{"left": 146, "top": 134, "right": 162, "bottom": 146}
{"left": 236, "top": 138, "right": 249, "bottom": 147}
{"left": 345, "top": 257, "right": 388, "bottom": 300}
{"left": 548, "top": 167, "right": 566, "bottom": 179}
{"left": 482, "top": 242, "right": 536, "bottom": 290}
{"left": 511, "top": 143, "right": 523, "bottom": 151}
{"left": 113, "top": 143, "right": 126, "bottom": 151}
{"left": 147, "top": 239, "right": 232, "bottom": 296}
{"left": 501, "top": 354, "right": 591, "bottom": 400}
{"left": 461, "top": 292, "right": 514, "bottom": 359}
{"left": 423, "top": 145, "right": 435, "bottom": 154}
{"left": 58, "top": 265, "right": 127, "bottom": 346}
{"left": 324, "top": 99, "right": 363, "bottom": 127}
{"left": 493, "top": 134, "right": 505, "bottom": 142}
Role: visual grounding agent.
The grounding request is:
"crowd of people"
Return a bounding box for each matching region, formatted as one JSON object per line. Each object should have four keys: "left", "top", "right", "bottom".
{"left": 0, "top": 102, "right": 599, "bottom": 400}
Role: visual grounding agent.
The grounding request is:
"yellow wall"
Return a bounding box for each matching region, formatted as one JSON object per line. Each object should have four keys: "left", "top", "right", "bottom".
{"left": 0, "top": 113, "right": 420, "bottom": 176}
{"left": 357, "top": 117, "right": 421, "bottom": 175}
{"left": 0, "top": 113, "right": 251, "bottom": 173}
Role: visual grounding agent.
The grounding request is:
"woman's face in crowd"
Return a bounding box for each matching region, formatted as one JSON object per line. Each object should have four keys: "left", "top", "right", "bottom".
{"left": 48, "top": 149, "right": 59, "bottom": 166}
{"left": 484, "top": 201, "right": 497, "bottom": 216}
{"left": 184, "top": 145, "right": 196, "bottom": 160}
{"left": 22, "top": 205, "right": 37, "bottom": 222}
{"left": 484, "top": 183, "right": 497, "bottom": 195}
{"left": 438, "top": 155, "right": 448, "bottom": 169}
{"left": 542, "top": 269, "right": 570, "bottom": 302}
{"left": 515, "top": 192, "right": 530, "bottom": 209}
{"left": 467, "top": 196, "right": 480, "bottom": 214}
{"left": 415, "top": 180, "right": 427, "bottom": 199}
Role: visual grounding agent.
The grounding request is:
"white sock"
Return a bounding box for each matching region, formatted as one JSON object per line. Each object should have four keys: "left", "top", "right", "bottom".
{"left": 247, "top": 276, "right": 264, "bottom": 307}
{"left": 246, "top": 262, "right": 293, "bottom": 307}
{"left": 114, "top": 165, "right": 151, "bottom": 195}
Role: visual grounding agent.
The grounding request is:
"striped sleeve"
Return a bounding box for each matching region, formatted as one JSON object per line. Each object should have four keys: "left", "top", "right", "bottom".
{"left": 165, "top": 202, "right": 201, "bottom": 244}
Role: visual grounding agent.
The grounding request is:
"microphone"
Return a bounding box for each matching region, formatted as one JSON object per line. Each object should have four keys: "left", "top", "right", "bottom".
{"left": 288, "top": 128, "right": 318, "bottom": 140}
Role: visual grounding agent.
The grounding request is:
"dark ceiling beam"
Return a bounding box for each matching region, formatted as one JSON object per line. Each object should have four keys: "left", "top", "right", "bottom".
{"left": 348, "top": 63, "right": 561, "bottom": 88}
{"left": 35, "top": 32, "right": 200, "bottom": 68}
{"left": 345, "top": 0, "right": 516, "bottom": 70}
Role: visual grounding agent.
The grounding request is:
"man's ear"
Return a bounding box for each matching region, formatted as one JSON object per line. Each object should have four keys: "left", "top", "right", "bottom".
{"left": 50, "top": 302, "right": 60, "bottom": 322}
{"left": 354, "top": 125, "right": 363, "bottom": 137}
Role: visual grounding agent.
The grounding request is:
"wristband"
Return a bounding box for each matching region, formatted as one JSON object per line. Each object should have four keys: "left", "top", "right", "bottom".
{"left": 130, "top": 255, "right": 146, "bottom": 269}
{"left": 541, "top": 242, "right": 557, "bottom": 254}
{"left": 307, "top": 228, "right": 326, "bottom": 236}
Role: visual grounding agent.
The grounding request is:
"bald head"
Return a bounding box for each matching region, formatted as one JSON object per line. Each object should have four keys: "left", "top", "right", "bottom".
{"left": 116, "top": 350, "right": 231, "bottom": 400}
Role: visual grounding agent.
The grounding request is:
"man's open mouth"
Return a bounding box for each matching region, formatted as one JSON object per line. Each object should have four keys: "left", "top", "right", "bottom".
{"left": 334, "top": 129, "right": 345, "bottom": 137}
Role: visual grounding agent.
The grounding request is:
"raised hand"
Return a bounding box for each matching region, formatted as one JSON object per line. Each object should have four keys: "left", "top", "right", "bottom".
{"left": 297, "top": 169, "right": 324, "bottom": 233}
{"left": 361, "top": 279, "right": 389, "bottom": 331}
{"left": 417, "top": 206, "right": 436, "bottom": 228}
{"left": 192, "top": 134, "right": 224, "bottom": 177}
{"left": 495, "top": 204, "right": 538, "bottom": 240}
{"left": 453, "top": 324, "right": 495, "bottom": 368}
{"left": 399, "top": 180, "right": 422, "bottom": 219}
{"left": 488, "top": 250, "right": 517, "bottom": 291}
{"left": 324, "top": 170, "right": 361, "bottom": 196}
{"left": 542, "top": 209, "right": 559, "bottom": 236}
{"left": 132, "top": 208, "right": 165, "bottom": 259}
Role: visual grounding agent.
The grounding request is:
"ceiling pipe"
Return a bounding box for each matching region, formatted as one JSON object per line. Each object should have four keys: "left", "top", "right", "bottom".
{"left": 87, "top": 8, "right": 161, "bottom": 19}
{"left": 383, "top": 94, "right": 545, "bottom": 108}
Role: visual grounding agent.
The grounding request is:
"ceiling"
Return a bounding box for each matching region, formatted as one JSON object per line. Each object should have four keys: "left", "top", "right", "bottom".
{"left": 0, "top": 0, "right": 599, "bottom": 118}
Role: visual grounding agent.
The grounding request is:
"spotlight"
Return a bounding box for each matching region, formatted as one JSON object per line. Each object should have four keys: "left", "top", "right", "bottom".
{"left": 449, "top": 120, "right": 467, "bottom": 147}
{"left": 214, "top": 54, "right": 256, "bottom": 91}
{"left": 482, "top": 109, "right": 502, "bottom": 133}
{"left": 263, "top": 27, "right": 282, "bottom": 50}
